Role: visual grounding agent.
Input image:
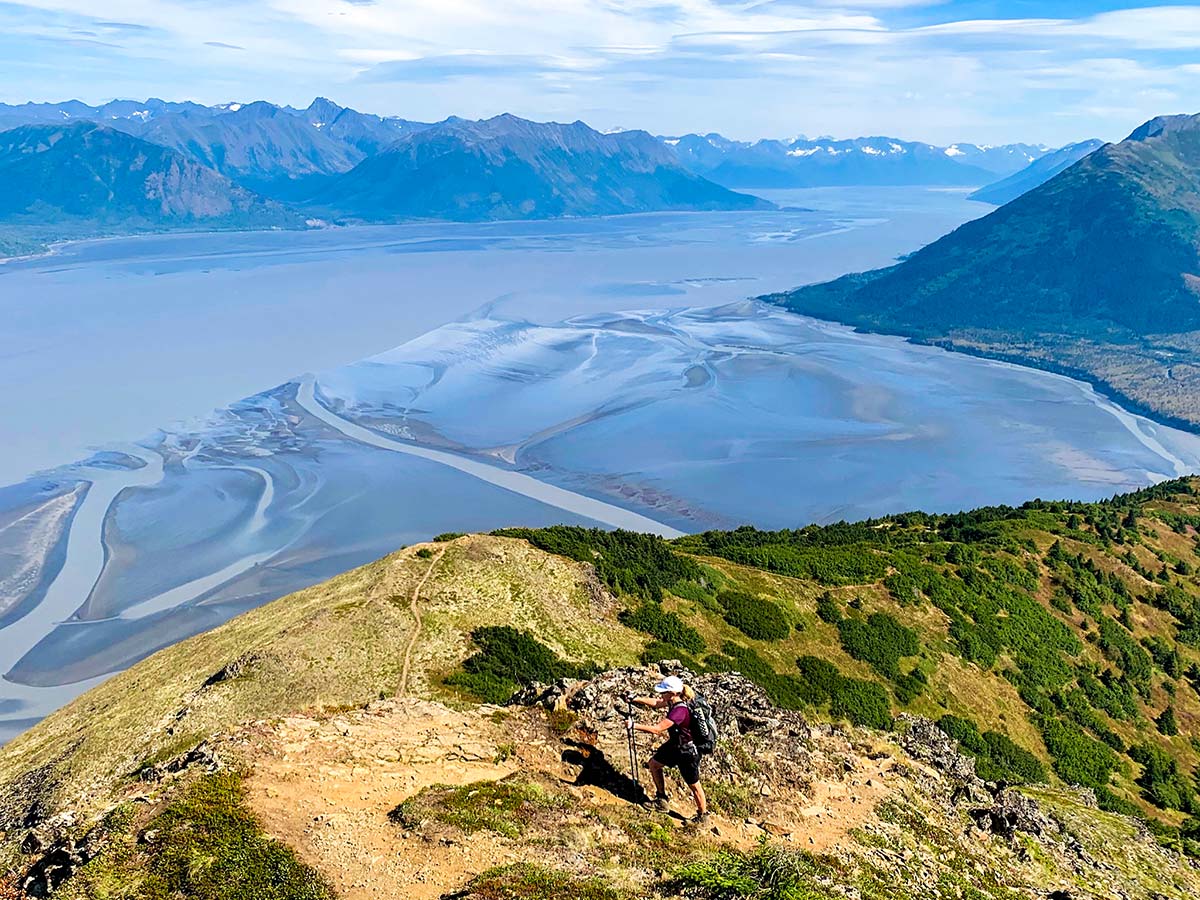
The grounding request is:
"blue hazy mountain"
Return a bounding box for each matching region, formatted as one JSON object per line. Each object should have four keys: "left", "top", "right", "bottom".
{"left": 970, "top": 139, "right": 1105, "bottom": 205}
{"left": 0, "top": 122, "right": 298, "bottom": 229}
{"left": 308, "top": 114, "right": 772, "bottom": 221}
{"left": 0, "top": 98, "right": 429, "bottom": 196}
{"left": 662, "top": 133, "right": 1048, "bottom": 188}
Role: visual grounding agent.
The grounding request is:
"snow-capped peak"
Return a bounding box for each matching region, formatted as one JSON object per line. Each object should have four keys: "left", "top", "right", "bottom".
{"left": 944, "top": 144, "right": 965, "bottom": 157}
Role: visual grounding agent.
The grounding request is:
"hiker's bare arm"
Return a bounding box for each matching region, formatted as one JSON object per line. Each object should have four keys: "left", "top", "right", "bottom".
{"left": 634, "top": 716, "right": 674, "bottom": 736}
{"left": 629, "top": 695, "right": 664, "bottom": 709}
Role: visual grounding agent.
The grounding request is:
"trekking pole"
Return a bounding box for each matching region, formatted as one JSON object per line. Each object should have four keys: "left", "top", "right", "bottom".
{"left": 624, "top": 701, "right": 640, "bottom": 790}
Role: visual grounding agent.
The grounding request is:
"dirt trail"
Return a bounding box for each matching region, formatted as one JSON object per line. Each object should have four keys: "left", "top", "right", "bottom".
{"left": 399, "top": 549, "right": 444, "bottom": 697}
{"left": 245, "top": 700, "right": 534, "bottom": 900}
{"left": 241, "top": 699, "right": 897, "bottom": 900}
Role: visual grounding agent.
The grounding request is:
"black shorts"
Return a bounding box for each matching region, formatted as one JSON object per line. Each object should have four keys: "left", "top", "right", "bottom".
{"left": 652, "top": 741, "right": 701, "bottom": 785}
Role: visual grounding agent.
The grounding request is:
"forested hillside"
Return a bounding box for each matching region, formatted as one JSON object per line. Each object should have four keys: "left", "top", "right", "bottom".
{"left": 498, "top": 478, "right": 1200, "bottom": 854}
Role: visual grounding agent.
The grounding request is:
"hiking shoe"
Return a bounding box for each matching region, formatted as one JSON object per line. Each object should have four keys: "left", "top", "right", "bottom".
{"left": 642, "top": 795, "right": 670, "bottom": 813}
{"left": 688, "top": 812, "right": 710, "bottom": 827}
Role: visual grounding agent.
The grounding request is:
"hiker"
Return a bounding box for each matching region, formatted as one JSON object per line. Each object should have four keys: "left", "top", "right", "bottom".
{"left": 627, "top": 674, "right": 709, "bottom": 824}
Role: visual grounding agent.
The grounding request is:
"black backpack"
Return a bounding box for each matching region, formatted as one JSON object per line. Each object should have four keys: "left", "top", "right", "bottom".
{"left": 688, "top": 694, "right": 719, "bottom": 756}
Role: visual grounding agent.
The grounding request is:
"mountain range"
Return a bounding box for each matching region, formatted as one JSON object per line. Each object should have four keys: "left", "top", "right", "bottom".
{"left": 660, "top": 132, "right": 1049, "bottom": 188}
{"left": 308, "top": 114, "right": 769, "bottom": 221}
{"left": 769, "top": 112, "right": 1200, "bottom": 428}
{"left": 0, "top": 99, "right": 773, "bottom": 239}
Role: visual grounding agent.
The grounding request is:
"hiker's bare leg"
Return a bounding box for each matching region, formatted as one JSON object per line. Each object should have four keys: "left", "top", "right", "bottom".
{"left": 648, "top": 759, "right": 667, "bottom": 797}
{"left": 689, "top": 781, "right": 707, "bottom": 814}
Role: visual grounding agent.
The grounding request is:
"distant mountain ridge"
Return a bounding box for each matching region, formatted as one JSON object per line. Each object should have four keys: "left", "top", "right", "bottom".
{"left": 0, "top": 97, "right": 430, "bottom": 195}
{"left": 0, "top": 103, "right": 772, "bottom": 245}
{"left": 768, "top": 111, "right": 1200, "bottom": 428}
{"left": 660, "top": 132, "right": 1049, "bottom": 188}
{"left": 0, "top": 122, "right": 297, "bottom": 229}
{"left": 311, "top": 113, "right": 771, "bottom": 221}
{"left": 970, "top": 139, "right": 1105, "bottom": 205}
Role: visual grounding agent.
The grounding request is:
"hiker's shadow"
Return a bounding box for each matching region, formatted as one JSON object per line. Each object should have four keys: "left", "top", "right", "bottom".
{"left": 561, "top": 738, "right": 647, "bottom": 805}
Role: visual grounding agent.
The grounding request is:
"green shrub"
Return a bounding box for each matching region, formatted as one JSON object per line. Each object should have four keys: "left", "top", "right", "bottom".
{"left": 1129, "top": 743, "right": 1196, "bottom": 813}
{"left": 836, "top": 611, "right": 920, "bottom": 680}
{"left": 718, "top": 590, "right": 790, "bottom": 641}
{"left": 795, "top": 654, "right": 892, "bottom": 729}
{"left": 390, "top": 780, "right": 570, "bottom": 838}
{"left": 459, "top": 864, "right": 631, "bottom": 900}
{"left": 639, "top": 640, "right": 702, "bottom": 671}
{"left": 665, "top": 839, "right": 837, "bottom": 900}
{"left": 892, "top": 668, "right": 928, "bottom": 705}
{"left": 672, "top": 579, "right": 719, "bottom": 610}
{"left": 1039, "top": 717, "right": 1119, "bottom": 790}
{"left": 446, "top": 627, "right": 592, "bottom": 703}
{"left": 714, "top": 644, "right": 807, "bottom": 709}
{"left": 828, "top": 678, "right": 892, "bottom": 730}
{"left": 432, "top": 532, "right": 464, "bottom": 542}
{"left": 1156, "top": 706, "right": 1180, "bottom": 736}
{"left": 620, "top": 602, "right": 705, "bottom": 654}
{"left": 936, "top": 716, "right": 1046, "bottom": 783}
{"left": 815, "top": 593, "right": 842, "bottom": 625}
{"left": 495, "top": 526, "right": 700, "bottom": 600}
{"left": 415, "top": 547, "right": 434, "bottom": 559}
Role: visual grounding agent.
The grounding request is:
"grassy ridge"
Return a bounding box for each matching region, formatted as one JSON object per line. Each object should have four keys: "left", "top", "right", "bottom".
{"left": 498, "top": 479, "right": 1200, "bottom": 850}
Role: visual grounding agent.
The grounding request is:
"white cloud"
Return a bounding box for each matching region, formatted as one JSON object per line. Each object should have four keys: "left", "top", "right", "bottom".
{"left": 3, "top": 2, "right": 1200, "bottom": 145}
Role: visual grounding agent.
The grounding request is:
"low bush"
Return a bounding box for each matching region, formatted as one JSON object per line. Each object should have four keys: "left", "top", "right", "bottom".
{"left": 815, "top": 592, "right": 842, "bottom": 625}
{"left": 1130, "top": 743, "right": 1196, "bottom": 813}
{"left": 828, "top": 678, "right": 892, "bottom": 730}
{"left": 391, "top": 780, "right": 571, "bottom": 838}
{"left": 665, "top": 839, "right": 838, "bottom": 900}
{"left": 620, "top": 602, "right": 705, "bottom": 654}
{"left": 935, "top": 715, "right": 1045, "bottom": 783}
{"left": 795, "top": 654, "right": 892, "bottom": 729}
{"left": 62, "top": 773, "right": 335, "bottom": 900}
{"left": 495, "top": 526, "right": 700, "bottom": 599}
{"left": 672, "top": 579, "right": 719, "bottom": 610}
{"left": 459, "top": 864, "right": 630, "bottom": 900}
{"left": 1039, "top": 717, "right": 1119, "bottom": 790}
{"left": 836, "top": 611, "right": 920, "bottom": 680}
{"left": 446, "top": 626, "right": 592, "bottom": 703}
{"left": 717, "top": 590, "right": 790, "bottom": 641}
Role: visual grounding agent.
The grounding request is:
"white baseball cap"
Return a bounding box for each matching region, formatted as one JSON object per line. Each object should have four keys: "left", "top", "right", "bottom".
{"left": 653, "top": 675, "right": 684, "bottom": 693}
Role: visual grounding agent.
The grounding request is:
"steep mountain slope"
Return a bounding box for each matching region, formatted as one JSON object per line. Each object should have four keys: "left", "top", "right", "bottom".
{"left": 0, "top": 122, "right": 298, "bottom": 229}
{"left": 297, "top": 97, "right": 428, "bottom": 157}
{"left": 770, "top": 112, "right": 1200, "bottom": 427}
{"left": 971, "top": 139, "right": 1105, "bottom": 205}
{"left": 662, "top": 133, "right": 1044, "bottom": 188}
{"left": 122, "top": 101, "right": 363, "bottom": 192}
{"left": 2, "top": 482, "right": 1200, "bottom": 897}
{"left": 311, "top": 114, "right": 771, "bottom": 221}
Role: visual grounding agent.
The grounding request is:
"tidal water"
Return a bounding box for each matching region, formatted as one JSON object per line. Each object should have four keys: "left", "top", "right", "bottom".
{"left": 3, "top": 187, "right": 1197, "bottom": 736}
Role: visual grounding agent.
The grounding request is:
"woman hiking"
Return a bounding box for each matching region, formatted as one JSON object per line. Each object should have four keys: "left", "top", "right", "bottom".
{"left": 627, "top": 674, "right": 709, "bottom": 825}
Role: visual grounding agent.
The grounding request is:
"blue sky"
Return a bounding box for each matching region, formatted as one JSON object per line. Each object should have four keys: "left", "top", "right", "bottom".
{"left": 3, "top": 1, "right": 1200, "bottom": 145}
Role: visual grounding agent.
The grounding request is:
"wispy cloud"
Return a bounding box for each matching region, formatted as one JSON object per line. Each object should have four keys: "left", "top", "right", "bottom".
{"left": 1, "top": 1, "right": 1199, "bottom": 145}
